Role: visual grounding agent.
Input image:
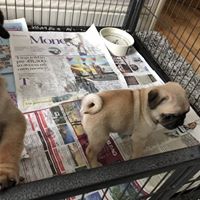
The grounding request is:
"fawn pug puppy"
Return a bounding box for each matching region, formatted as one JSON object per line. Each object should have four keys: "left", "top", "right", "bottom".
{"left": 0, "top": 78, "right": 26, "bottom": 190}
{"left": 0, "top": 10, "right": 26, "bottom": 190}
{"left": 81, "top": 82, "right": 190, "bottom": 167}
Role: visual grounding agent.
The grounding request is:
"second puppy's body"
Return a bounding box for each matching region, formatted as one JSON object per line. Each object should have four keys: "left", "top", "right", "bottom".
{"left": 81, "top": 82, "right": 190, "bottom": 167}
{"left": 0, "top": 10, "right": 26, "bottom": 190}
{"left": 0, "top": 77, "right": 26, "bottom": 190}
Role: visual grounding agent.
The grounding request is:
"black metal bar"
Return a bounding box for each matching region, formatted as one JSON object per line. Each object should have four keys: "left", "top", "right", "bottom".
{"left": 78, "top": 0, "right": 84, "bottom": 26}
{"left": 104, "top": 0, "right": 112, "bottom": 26}
{"left": 122, "top": 0, "right": 134, "bottom": 29}
{"left": 135, "top": 2, "right": 147, "bottom": 33}
{"left": 142, "top": 1, "right": 157, "bottom": 36}
{"left": 134, "top": 35, "right": 170, "bottom": 83}
{"left": 56, "top": 0, "right": 61, "bottom": 26}
{"left": 118, "top": 183, "right": 131, "bottom": 200}
{"left": 174, "top": 173, "right": 200, "bottom": 199}
{"left": 70, "top": 0, "right": 76, "bottom": 27}
{"left": 151, "top": 166, "right": 200, "bottom": 200}
{"left": 102, "top": 188, "right": 109, "bottom": 200}
{"left": 176, "top": 34, "right": 200, "bottom": 82}
{"left": 116, "top": 0, "right": 126, "bottom": 27}
{"left": 14, "top": 0, "right": 17, "bottom": 18}
{"left": 153, "top": 172, "right": 172, "bottom": 194}
{"left": 158, "top": 0, "right": 193, "bottom": 69}
{"left": 171, "top": 187, "right": 200, "bottom": 200}
{"left": 169, "top": 16, "right": 200, "bottom": 77}
{"left": 123, "top": 0, "right": 145, "bottom": 33}
{"left": 80, "top": 193, "right": 85, "bottom": 200}
{"left": 48, "top": 0, "right": 52, "bottom": 26}
{"left": 98, "top": 0, "right": 106, "bottom": 26}
{"left": 63, "top": 0, "right": 68, "bottom": 26}
{"left": 32, "top": 0, "right": 35, "bottom": 25}
{"left": 1, "top": 145, "right": 200, "bottom": 200}
{"left": 135, "top": 176, "right": 151, "bottom": 199}
{"left": 24, "top": 0, "right": 26, "bottom": 20}
{"left": 40, "top": 0, "right": 43, "bottom": 25}
{"left": 91, "top": 0, "right": 98, "bottom": 24}
{"left": 110, "top": 0, "right": 119, "bottom": 26}
{"left": 84, "top": 0, "right": 92, "bottom": 26}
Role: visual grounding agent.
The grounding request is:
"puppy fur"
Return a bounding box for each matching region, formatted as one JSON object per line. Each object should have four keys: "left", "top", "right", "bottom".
{"left": 81, "top": 82, "right": 190, "bottom": 167}
{"left": 0, "top": 77, "right": 26, "bottom": 190}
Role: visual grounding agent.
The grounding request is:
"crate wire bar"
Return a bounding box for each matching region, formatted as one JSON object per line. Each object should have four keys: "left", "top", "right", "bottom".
{"left": 0, "top": 0, "right": 200, "bottom": 200}
{"left": 135, "top": 0, "right": 200, "bottom": 115}
{"left": 0, "top": 145, "right": 200, "bottom": 200}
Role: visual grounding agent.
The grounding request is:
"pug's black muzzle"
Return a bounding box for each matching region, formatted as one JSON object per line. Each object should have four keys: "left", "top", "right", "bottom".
{"left": 162, "top": 113, "right": 186, "bottom": 130}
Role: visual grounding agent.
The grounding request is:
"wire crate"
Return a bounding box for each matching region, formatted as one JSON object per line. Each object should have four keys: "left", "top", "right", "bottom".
{"left": 0, "top": 0, "right": 200, "bottom": 200}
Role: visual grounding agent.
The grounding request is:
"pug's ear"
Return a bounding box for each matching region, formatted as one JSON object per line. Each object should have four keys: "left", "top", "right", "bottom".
{"left": 148, "top": 89, "right": 167, "bottom": 109}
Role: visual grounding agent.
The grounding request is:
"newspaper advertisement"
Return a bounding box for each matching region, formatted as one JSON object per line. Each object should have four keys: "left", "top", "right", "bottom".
{"left": 9, "top": 25, "right": 127, "bottom": 112}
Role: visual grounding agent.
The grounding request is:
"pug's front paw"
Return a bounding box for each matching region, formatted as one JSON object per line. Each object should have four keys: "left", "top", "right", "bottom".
{"left": 0, "top": 164, "right": 19, "bottom": 191}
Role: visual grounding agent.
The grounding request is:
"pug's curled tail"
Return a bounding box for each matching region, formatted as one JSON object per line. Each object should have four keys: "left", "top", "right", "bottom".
{"left": 80, "top": 93, "right": 103, "bottom": 115}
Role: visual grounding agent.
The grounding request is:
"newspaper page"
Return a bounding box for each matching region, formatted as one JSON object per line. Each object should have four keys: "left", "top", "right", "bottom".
{"left": 9, "top": 25, "right": 127, "bottom": 112}
{"left": 20, "top": 101, "right": 88, "bottom": 182}
{"left": 0, "top": 18, "right": 28, "bottom": 105}
{"left": 0, "top": 18, "right": 28, "bottom": 75}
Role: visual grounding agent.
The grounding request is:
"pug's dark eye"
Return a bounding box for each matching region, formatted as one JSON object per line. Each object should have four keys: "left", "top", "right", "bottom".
{"left": 162, "top": 114, "right": 176, "bottom": 121}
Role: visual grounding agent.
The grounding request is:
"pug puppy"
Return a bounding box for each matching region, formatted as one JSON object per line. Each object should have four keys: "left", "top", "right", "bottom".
{"left": 81, "top": 82, "right": 190, "bottom": 167}
{"left": 0, "top": 11, "right": 26, "bottom": 190}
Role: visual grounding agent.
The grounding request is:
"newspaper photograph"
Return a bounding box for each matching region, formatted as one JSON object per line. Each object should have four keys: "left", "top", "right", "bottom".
{"left": 9, "top": 25, "right": 127, "bottom": 112}
{"left": 112, "top": 47, "right": 163, "bottom": 89}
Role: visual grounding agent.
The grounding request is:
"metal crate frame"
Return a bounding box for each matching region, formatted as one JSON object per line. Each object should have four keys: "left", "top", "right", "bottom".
{"left": 0, "top": 0, "right": 200, "bottom": 199}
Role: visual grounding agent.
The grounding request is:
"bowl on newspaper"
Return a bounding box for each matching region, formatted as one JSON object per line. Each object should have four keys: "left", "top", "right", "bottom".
{"left": 100, "top": 27, "right": 134, "bottom": 56}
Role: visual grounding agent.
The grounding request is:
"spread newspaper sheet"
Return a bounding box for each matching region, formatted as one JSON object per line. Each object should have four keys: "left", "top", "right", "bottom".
{"left": 9, "top": 25, "right": 127, "bottom": 112}
{"left": 6, "top": 24, "right": 200, "bottom": 199}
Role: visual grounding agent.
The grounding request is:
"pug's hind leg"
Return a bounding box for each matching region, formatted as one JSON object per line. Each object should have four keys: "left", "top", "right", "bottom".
{"left": 131, "top": 132, "right": 147, "bottom": 159}
{"left": 86, "top": 128, "right": 109, "bottom": 168}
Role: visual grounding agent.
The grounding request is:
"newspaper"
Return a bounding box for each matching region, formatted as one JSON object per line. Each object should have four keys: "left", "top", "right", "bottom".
{"left": 20, "top": 101, "right": 88, "bottom": 182}
{"left": 0, "top": 18, "right": 28, "bottom": 106}
{"left": 9, "top": 25, "right": 127, "bottom": 112}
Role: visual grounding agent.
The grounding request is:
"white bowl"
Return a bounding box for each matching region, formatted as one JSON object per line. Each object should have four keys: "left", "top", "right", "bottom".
{"left": 100, "top": 27, "right": 134, "bottom": 56}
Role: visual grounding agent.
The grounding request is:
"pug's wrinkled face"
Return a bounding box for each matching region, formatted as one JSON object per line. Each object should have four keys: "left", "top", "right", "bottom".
{"left": 148, "top": 82, "right": 190, "bottom": 130}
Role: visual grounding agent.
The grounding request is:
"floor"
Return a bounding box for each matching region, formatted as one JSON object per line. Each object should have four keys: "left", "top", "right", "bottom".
{"left": 155, "top": 0, "right": 200, "bottom": 73}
